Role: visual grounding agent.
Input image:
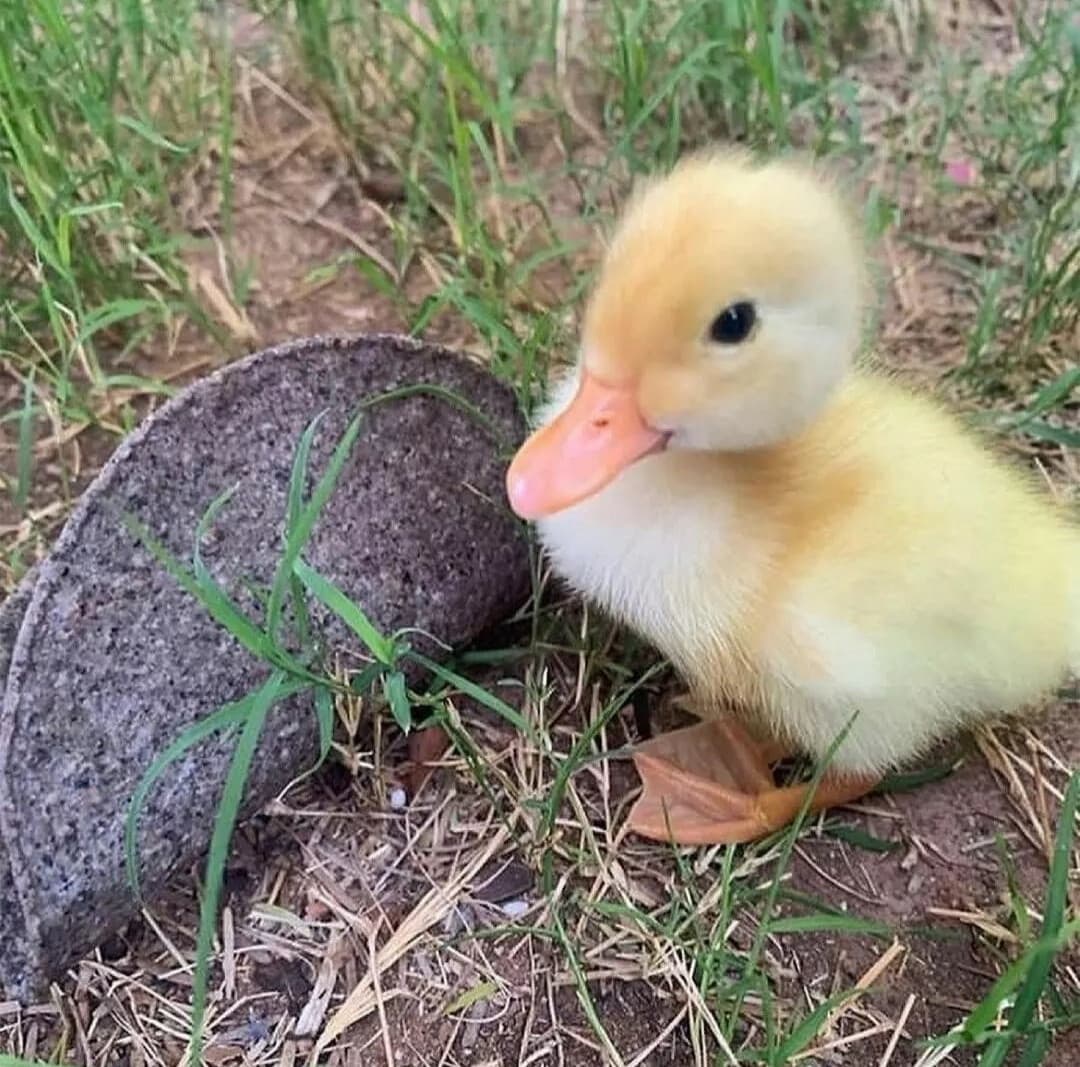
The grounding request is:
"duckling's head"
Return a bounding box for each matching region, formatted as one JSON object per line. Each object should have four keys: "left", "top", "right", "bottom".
{"left": 507, "top": 149, "right": 868, "bottom": 520}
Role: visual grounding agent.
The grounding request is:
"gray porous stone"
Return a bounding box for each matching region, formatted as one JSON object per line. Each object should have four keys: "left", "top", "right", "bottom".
{"left": 0, "top": 567, "right": 39, "bottom": 995}
{"left": 0, "top": 335, "right": 530, "bottom": 1001}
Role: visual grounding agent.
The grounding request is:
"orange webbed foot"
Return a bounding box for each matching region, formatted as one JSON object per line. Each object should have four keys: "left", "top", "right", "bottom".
{"left": 626, "top": 718, "right": 879, "bottom": 845}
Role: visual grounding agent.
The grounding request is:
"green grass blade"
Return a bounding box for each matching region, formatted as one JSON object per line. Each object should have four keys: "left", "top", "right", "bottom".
{"left": 124, "top": 679, "right": 308, "bottom": 899}
{"left": 1017, "top": 420, "right": 1080, "bottom": 448}
{"left": 943, "top": 920, "right": 1080, "bottom": 1051}
{"left": 314, "top": 685, "right": 334, "bottom": 761}
{"left": 409, "top": 651, "right": 532, "bottom": 737}
{"left": 535, "top": 668, "right": 663, "bottom": 847}
{"left": 772, "top": 988, "right": 861, "bottom": 1063}
{"left": 283, "top": 684, "right": 343, "bottom": 792}
{"left": 824, "top": 824, "right": 899, "bottom": 853}
{"left": 548, "top": 905, "right": 624, "bottom": 1063}
{"left": 731, "top": 713, "right": 860, "bottom": 1034}
{"left": 287, "top": 410, "right": 363, "bottom": 539}
{"left": 123, "top": 512, "right": 221, "bottom": 606}
{"left": 99, "top": 373, "right": 176, "bottom": 394}
{"left": 1018, "top": 366, "right": 1080, "bottom": 420}
{"left": 878, "top": 762, "right": 957, "bottom": 793}
{"left": 288, "top": 572, "right": 314, "bottom": 650}
{"left": 988, "top": 771, "right": 1080, "bottom": 1058}
{"left": 187, "top": 669, "right": 289, "bottom": 1067}
{"left": 293, "top": 556, "right": 395, "bottom": 665}
{"left": 191, "top": 508, "right": 287, "bottom": 660}
{"left": 124, "top": 511, "right": 309, "bottom": 677}
{"left": 348, "top": 660, "right": 386, "bottom": 695}
{"left": 73, "top": 298, "right": 161, "bottom": 349}
{"left": 192, "top": 484, "right": 241, "bottom": 585}
{"left": 958, "top": 955, "right": 1036, "bottom": 1046}
{"left": 265, "top": 409, "right": 327, "bottom": 636}
{"left": 384, "top": 669, "right": 412, "bottom": 732}
{"left": 1014, "top": 1027, "right": 1050, "bottom": 1067}
{"left": 766, "top": 914, "right": 892, "bottom": 937}
{"left": 116, "top": 114, "right": 192, "bottom": 153}
{"left": 266, "top": 409, "right": 365, "bottom": 639}
{"left": 12, "top": 370, "right": 34, "bottom": 511}
{"left": 5, "top": 182, "right": 67, "bottom": 279}
{"left": 356, "top": 382, "right": 508, "bottom": 446}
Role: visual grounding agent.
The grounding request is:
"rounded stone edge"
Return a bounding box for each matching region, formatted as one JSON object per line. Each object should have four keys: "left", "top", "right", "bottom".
{"left": 0, "top": 566, "right": 43, "bottom": 1000}
{"left": 0, "top": 331, "right": 512, "bottom": 763}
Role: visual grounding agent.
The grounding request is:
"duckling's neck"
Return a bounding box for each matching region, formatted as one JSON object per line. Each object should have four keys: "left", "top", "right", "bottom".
{"left": 535, "top": 447, "right": 774, "bottom": 667}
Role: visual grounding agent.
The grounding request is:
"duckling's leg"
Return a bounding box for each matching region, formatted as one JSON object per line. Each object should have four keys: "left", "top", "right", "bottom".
{"left": 627, "top": 719, "right": 878, "bottom": 845}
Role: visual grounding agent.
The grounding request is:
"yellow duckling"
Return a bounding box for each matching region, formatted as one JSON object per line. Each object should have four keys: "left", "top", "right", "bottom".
{"left": 506, "top": 149, "right": 1080, "bottom": 845}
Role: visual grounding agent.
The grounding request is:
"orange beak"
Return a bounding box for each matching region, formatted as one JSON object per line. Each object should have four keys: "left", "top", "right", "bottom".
{"left": 506, "top": 372, "right": 669, "bottom": 520}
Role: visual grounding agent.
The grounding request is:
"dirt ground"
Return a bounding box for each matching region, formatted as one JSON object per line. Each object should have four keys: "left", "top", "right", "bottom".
{"left": 10, "top": 692, "right": 1072, "bottom": 1066}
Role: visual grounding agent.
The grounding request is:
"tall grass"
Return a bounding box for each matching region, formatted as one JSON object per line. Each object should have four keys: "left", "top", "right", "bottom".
{"left": 906, "top": 4, "right": 1079, "bottom": 428}
{"left": 0, "top": 0, "right": 223, "bottom": 527}
{"left": 247, "top": 0, "right": 883, "bottom": 415}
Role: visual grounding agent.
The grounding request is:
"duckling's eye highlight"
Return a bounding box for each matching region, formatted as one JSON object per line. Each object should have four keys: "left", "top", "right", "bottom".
{"left": 708, "top": 301, "right": 757, "bottom": 345}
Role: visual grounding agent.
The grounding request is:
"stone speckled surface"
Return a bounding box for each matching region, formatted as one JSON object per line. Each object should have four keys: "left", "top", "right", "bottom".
{"left": 0, "top": 335, "right": 530, "bottom": 1001}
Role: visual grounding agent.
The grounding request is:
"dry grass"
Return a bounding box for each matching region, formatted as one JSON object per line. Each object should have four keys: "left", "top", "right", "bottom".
{"left": 2, "top": 680, "right": 1075, "bottom": 1064}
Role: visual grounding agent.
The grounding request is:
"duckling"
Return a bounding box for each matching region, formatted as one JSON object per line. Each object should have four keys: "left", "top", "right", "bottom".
{"left": 506, "top": 148, "right": 1080, "bottom": 845}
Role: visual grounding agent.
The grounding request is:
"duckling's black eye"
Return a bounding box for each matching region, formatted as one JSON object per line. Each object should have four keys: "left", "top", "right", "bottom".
{"left": 708, "top": 301, "right": 757, "bottom": 345}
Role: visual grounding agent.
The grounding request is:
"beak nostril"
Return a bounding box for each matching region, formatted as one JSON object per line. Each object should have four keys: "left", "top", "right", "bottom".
{"left": 592, "top": 417, "right": 610, "bottom": 429}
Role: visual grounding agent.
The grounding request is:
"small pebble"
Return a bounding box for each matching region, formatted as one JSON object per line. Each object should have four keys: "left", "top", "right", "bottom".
{"left": 388, "top": 787, "right": 408, "bottom": 810}
{"left": 501, "top": 898, "right": 530, "bottom": 919}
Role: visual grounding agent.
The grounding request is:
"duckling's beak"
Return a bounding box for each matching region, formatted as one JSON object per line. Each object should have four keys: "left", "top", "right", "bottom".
{"left": 506, "top": 372, "right": 669, "bottom": 520}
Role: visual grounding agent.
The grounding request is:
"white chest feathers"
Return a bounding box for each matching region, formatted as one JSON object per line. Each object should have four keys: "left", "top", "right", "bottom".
{"left": 534, "top": 453, "right": 759, "bottom": 665}
{"left": 528, "top": 369, "right": 749, "bottom": 661}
